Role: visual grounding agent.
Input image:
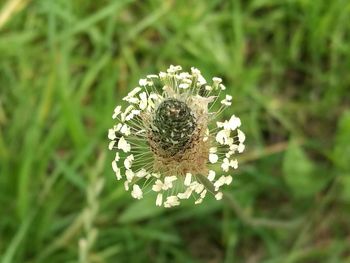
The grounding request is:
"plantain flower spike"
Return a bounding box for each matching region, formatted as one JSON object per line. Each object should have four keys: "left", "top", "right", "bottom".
{"left": 108, "top": 65, "right": 245, "bottom": 207}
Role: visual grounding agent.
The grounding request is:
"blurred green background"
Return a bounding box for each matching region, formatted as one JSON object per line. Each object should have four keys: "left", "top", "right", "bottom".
{"left": 1, "top": 0, "right": 350, "bottom": 262}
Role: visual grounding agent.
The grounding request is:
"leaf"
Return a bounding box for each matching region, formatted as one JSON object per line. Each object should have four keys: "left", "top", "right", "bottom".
{"left": 283, "top": 140, "right": 319, "bottom": 198}
{"left": 333, "top": 111, "right": 350, "bottom": 171}
{"left": 339, "top": 174, "right": 350, "bottom": 202}
{"left": 333, "top": 111, "right": 350, "bottom": 202}
{"left": 118, "top": 195, "right": 165, "bottom": 223}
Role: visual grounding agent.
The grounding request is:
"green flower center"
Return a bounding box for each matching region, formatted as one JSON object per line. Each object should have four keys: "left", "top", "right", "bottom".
{"left": 152, "top": 98, "right": 196, "bottom": 156}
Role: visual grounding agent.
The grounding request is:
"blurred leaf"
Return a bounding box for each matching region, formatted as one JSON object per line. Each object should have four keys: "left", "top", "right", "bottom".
{"left": 283, "top": 141, "right": 319, "bottom": 198}
{"left": 118, "top": 195, "right": 165, "bottom": 223}
{"left": 339, "top": 173, "right": 350, "bottom": 202}
{"left": 133, "top": 227, "right": 180, "bottom": 243}
{"left": 333, "top": 110, "right": 350, "bottom": 171}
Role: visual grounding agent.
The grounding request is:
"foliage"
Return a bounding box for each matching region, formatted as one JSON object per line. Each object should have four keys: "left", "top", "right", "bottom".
{"left": 1, "top": 0, "right": 350, "bottom": 262}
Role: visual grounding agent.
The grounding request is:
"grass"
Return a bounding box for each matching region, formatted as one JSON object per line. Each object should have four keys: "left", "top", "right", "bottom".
{"left": 1, "top": 0, "right": 350, "bottom": 262}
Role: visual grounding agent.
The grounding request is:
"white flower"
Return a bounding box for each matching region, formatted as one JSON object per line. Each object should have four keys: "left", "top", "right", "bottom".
{"left": 216, "top": 129, "right": 230, "bottom": 145}
{"left": 228, "top": 115, "right": 241, "bottom": 130}
{"left": 213, "top": 77, "right": 222, "bottom": 83}
{"left": 112, "top": 105, "right": 122, "bottom": 119}
{"left": 108, "top": 140, "right": 116, "bottom": 150}
{"left": 184, "top": 173, "right": 192, "bottom": 186}
{"left": 114, "top": 152, "right": 120, "bottom": 162}
{"left": 131, "top": 185, "right": 143, "bottom": 199}
{"left": 115, "top": 168, "right": 122, "bottom": 180}
{"left": 219, "top": 84, "right": 226, "bottom": 90}
{"left": 117, "top": 136, "right": 131, "bottom": 152}
{"left": 108, "top": 128, "right": 116, "bottom": 140}
{"left": 221, "top": 95, "right": 232, "bottom": 106}
{"left": 221, "top": 158, "right": 237, "bottom": 172}
{"left": 209, "top": 153, "right": 219, "bottom": 163}
{"left": 163, "top": 176, "right": 177, "bottom": 190}
{"left": 164, "top": 195, "right": 180, "bottom": 207}
{"left": 209, "top": 147, "right": 217, "bottom": 153}
{"left": 237, "top": 129, "right": 245, "bottom": 143}
{"left": 179, "top": 83, "right": 190, "bottom": 89}
{"left": 208, "top": 170, "right": 216, "bottom": 181}
{"left": 126, "top": 170, "right": 134, "bottom": 182}
{"left": 139, "top": 92, "right": 148, "bottom": 110}
{"left": 177, "top": 188, "right": 193, "bottom": 199}
{"left": 124, "top": 154, "right": 134, "bottom": 169}
{"left": 215, "top": 192, "right": 223, "bottom": 200}
{"left": 108, "top": 65, "right": 245, "bottom": 207}
{"left": 136, "top": 169, "right": 147, "bottom": 178}
{"left": 120, "top": 124, "right": 131, "bottom": 136}
{"left": 152, "top": 180, "right": 163, "bottom": 192}
{"left": 139, "top": 79, "right": 147, "bottom": 86}
{"left": 156, "top": 193, "right": 163, "bottom": 206}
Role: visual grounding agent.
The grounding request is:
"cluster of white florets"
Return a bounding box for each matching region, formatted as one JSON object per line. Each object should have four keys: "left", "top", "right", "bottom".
{"left": 108, "top": 65, "right": 245, "bottom": 208}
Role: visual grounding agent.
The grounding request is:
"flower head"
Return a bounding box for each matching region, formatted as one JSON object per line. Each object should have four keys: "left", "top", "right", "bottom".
{"left": 108, "top": 65, "right": 245, "bottom": 207}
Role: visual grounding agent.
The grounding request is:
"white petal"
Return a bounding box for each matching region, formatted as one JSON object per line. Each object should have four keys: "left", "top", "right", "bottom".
{"left": 198, "top": 75, "right": 207, "bottom": 85}
{"left": 164, "top": 195, "right": 180, "bottom": 207}
{"left": 184, "top": 173, "right": 192, "bottom": 186}
{"left": 121, "top": 105, "right": 134, "bottom": 122}
{"left": 209, "top": 153, "right": 218, "bottom": 164}
{"left": 212, "top": 77, "right": 222, "bottom": 83}
{"left": 126, "top": 87, "right": 141, "bottom": 98}
{"left": 108, "top": 140, "right": 116, "bottom": 150}
{"left": 208, "top": 170, "right": 216, "bottom": 181}
{"left": 115, "top": 168, "right": 122, "bottom": 180}
{"left": 225, "top": 176, "right": 233, "bottom": 185}
{"left": 117, "top": 136, "right": 131, "bottom": 153}
{"left": 238, "top": 143, "right": 245, "bottom": 153}
{"left": 159, "top": 71, "right": 167, "bottom": 78}
{"left": 147, "top": 74, "right": 159, "bottom": 78}
{"left": 124, "top": 154, "right": 134, "bottom": 169}
{"left": 124, "top": 181, "right": 129, "bottom": 191}
{"left": 221, "top": 158, "right": 230, "bottom": 172}
{"left": 231, "top": 159, "right": 238, "bottom": 169}
{"left": 156, "top": 193, "right": 163, "bottom": 206}
{"left": 200, "top": 189, "right": 207, "bottom": 199}
{"left": 108, "top": 128, "right": 116, "bottom": 140}
{"left": 139, "top": 92, "right": 148, "bottom": 110}
{"left": 228, "top": 115, "right": 241, "bottom": 130}
{"left": 177, "top": 188, "right": 192, "bottom": 199}
{"left": 203, "top": 128, "right": 209, "bottom": 142}
{"left": 152, "top": 173, "right": 161, "bottom": 178}
{"left": 195, "top": 198, "right": 203, "bottom": 205}
{"left": 112, "top": 160, "right": 118, "bottom": 173}
{"left": 214, "top": 176, "right": 226, "bottom": 191}
{"left": 139, "top": 78, "right": 147, "bottom": 86}
{"left": 120, "top": 124, "right": 130, "bottom": 136}
{"left": 221, "top": 99, "right": 232, "bottom": 106}
{"left": 164, "top": 176, "right": 177, "bottom": 184}
{"left": 179, "top": 83, "right": 189, "bottom": 89}
{"left": 152, "top": 180, "right": 163, "bottom": 192}
{"left": 136, "top": 169, "right": 147, "bottom": 178}
{"left": 126, "top": 169, "right": 134, "bottom": 182}
{"left": 194, "top": 184, "right": 204, "bottom": 194}
{"left": 112, "top": 105, "right": 122, "bottom": 119}
{"left": 215, "top": 192, "right": 223, "bottom": 200}
{"left": 131, "top": 185, "right": 143, "bottom": 199}
{"left": 216, "top": 130, "right": 230, "bottom": 145}
{"left": 219, "top": 84, "right": 226, "bottom": 90}
{"left": 114, "top": 152, "right": 120, "bottom": 162}
{"left": 115, "top": 123, "right": 122, "bottom": 131}
{"left": 237, "top": 129, "right": 245, "bottom": 142}
{"left": 209, "top": 147, "right": 217, "bottom": 153}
